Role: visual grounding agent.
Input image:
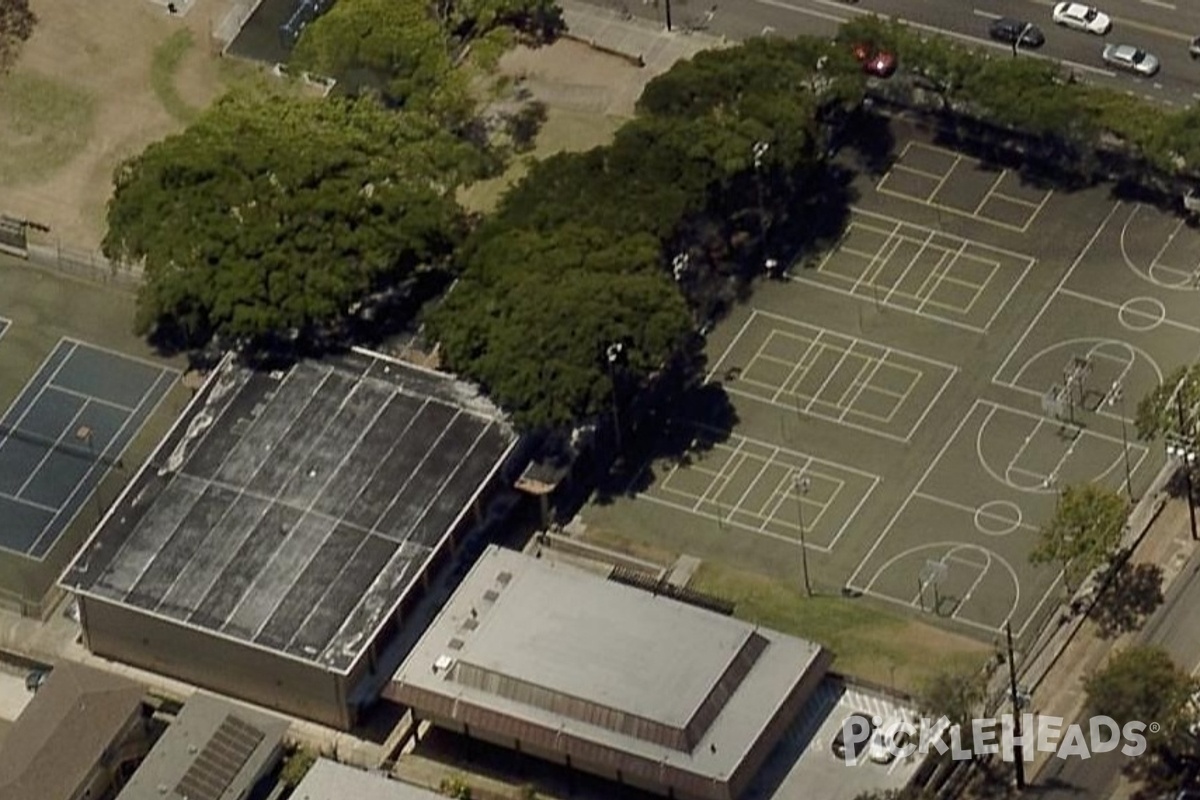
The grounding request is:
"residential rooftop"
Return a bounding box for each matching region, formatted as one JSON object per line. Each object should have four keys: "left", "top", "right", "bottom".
{"left": 0, "top": 662, "right": 145, "bottom": 800}
{"left": 61, "top": 349, "right": 518, "bottom": 672}
{"left": 116, "top": 692, "right": 288, "bottom": 800}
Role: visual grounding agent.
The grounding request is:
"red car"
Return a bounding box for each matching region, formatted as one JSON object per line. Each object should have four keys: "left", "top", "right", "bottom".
{"left": 851, "top": 42, "right": 897, "bottom": 77}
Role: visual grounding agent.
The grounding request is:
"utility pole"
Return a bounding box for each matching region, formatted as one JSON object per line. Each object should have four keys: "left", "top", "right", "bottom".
{"left": 1005, "top": 621, "right": 1027, "bottom": 789}
{"left": 606, "top": 342, "right": 625, "bottom": 458}
{"left": 1172, "top": 391, "right": 1199, "bottom": 541}
{"left": 795, "top": 474, "right": 812, "bottom": 597}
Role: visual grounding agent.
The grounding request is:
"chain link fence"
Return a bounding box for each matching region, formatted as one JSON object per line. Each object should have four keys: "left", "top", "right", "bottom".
{"left": 24, "top": 240, "right": 144, "bottom": 288}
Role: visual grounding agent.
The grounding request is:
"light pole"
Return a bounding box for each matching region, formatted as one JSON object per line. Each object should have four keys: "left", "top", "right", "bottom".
{"left": 606, "top": 342, "right": 626, "bottom": 458}
{"left": 1169, "top": 390, "right": 1199, "bottom": 541}
{"left": 794, "top": 474, "right": 812, "bottom": 597}
{"left": 1107, "top": 381, "right": 1134, "bottom": 502}
{"left": 752, "top": 141, "right": 771, "bottom": 273}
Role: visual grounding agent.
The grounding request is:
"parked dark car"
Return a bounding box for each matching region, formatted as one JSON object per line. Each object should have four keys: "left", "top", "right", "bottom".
{"left": 989, "top": 18, "right": 1046, "bottom": 48}
{"left": 1190, "top": 35, "right": 1200, "bottom": 59}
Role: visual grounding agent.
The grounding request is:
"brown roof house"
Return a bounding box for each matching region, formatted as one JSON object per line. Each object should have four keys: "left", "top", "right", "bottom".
{"left": 0, "top": 661, "right": 150, "bottom": 800}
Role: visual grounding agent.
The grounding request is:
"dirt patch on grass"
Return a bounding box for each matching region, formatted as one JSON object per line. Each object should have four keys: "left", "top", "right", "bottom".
{"left": 0, "top": 0, "right": 284, "bottom": 248}
{"left": 459, "top": 39, "right": 644, "bottom": 214}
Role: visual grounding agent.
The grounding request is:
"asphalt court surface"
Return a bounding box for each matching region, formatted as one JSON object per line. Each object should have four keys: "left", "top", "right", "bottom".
{"left": 876, "top": 142, "right": 1053, "bottom": 232}
{"left": 707, "top": 310, "right": 958, "bottom": 442}
{"left": 635, "top": 425, "right": 880, "bottom": 551}
{"left": 620, "top": 130, "right": 1200, "bottom": 639}
{"left": 849, "top": 399, "right": 1150, "bottom": 634}
{"left": 793, "top": 208, "right": 1037, "bottom": 332}
{"left": 0, "top": 339, "right": 176, "bottom": 558}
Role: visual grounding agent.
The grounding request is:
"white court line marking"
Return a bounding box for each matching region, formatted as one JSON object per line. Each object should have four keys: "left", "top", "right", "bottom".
{"left": 993, "top": 202, "right": 1123, "bottom": 386}
{"left": 888, "top": 163, "right": 946, "bottom": 182}
{"left": 846, "top": 403, "right": 977, "bottom": 590}
{"left": 694, "top": 438, "right": 746, "bottom": 511}
{"left": 705, "top": 310, "right": 758, "bottom": 383}
{"left": 635, "top": 427, "right": 881, "bottom": 552}
{"left": 974, "top": 171, "right": 1008, "bottom": 216}
{"left": 999, "top": 336, "right": 1164, "bottom": 402}
{"left": 991, "top": 192, "right": 1043, "bottom": 210}
{"left": 814, "top": 208, "right": 1037, "bottom": 331}
{"left": 748, "top": 309, "right": 959, "bottom": 441}
{"left": 771, "top": 331, "right": 824, "bottom": 405}
{"left": 912, "top": 492, "right": 1039, "bottom": 531}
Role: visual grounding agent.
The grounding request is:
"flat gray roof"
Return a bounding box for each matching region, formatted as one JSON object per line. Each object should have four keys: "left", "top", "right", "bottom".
{"left": 392, "top": 546, "right": 827, "bottom": 782}
{"left": 292, "top": 759, "right": 443, "bottom": 800}
{"left": 117, "top": 692, "right": 288, "bottom": 800}
{"left": 61, "top": 350, "right": 517, "bottom": 672}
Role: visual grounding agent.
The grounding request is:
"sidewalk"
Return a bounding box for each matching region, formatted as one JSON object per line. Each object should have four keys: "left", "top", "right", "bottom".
{"left": 1025, "top": 496, "right": 1198, "bottom": 782}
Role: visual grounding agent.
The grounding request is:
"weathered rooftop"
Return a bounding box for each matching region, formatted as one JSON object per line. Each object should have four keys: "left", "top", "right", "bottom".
{"left": 392, "top": 546, "right": 828, "bottom": 781}
{"left": 62, "top": 349, "right": 518, "bottom": 672}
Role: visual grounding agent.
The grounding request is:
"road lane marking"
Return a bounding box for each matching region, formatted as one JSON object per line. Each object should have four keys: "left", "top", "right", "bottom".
{"left": 1140, "top": 0, "right": 1176, "bottom": 10}
{"left": 973, "top": 9, "right": 1001, "bottom": 19}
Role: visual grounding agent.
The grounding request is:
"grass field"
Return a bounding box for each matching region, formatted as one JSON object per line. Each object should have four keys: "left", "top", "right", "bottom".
{"left": 583, "top": 530, "right": 991, "bottom": 693}
{"left": 0, "top": 72, "right": 96, "bottom": 185}
{"left": 151, "top": 30, "right": 202, "bottom": 126}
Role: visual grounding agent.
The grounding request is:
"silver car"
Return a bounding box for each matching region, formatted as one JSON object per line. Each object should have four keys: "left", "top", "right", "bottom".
{"left": 1102, "top": 44, "right": 1160, "bottom": 76}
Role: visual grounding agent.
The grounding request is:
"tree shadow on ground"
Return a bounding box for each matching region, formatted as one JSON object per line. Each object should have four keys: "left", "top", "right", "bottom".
{"left": 594, "top": 379, "right": 739, "bottom": 503}
{"left": 928, "top": 117, "right": 1095, "bottom": 194}
{"left": 775, "top": 163, "right": 858, "bottom": 277}
{"left": 833, "top": 106, "right": 897, "bottom": 177}
{"left": 1091, "top": 559, "right": 1164, "bottom": 639}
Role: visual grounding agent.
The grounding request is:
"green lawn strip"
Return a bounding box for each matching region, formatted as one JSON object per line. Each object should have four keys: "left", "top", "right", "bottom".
{"left": 0, "top": 72, "right": 96, "bottom": 185}
{"left": 151, "top": 29, "right": 200, "bottom": 125}
{"left": 690, "top": 562, "right": 990, "bottom": 694}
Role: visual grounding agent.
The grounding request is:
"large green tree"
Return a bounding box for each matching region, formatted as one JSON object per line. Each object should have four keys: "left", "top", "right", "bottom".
{"left": 1086, "top": 646, "right": 1194, "bottom": 731}
{"left": 427, "top": 245, "right": 692, "bottom": 430}
{"left": 0, "top": 0, "right": 35, "bottom": 72}
{"left": 104, "top": 93, "right": 480, "bottom": 350}
{"left": 1030, "top": 484, "right": 1128, "bottom": 592}
{"left": 290, "top": 0, "right": 473, "bottom": 123}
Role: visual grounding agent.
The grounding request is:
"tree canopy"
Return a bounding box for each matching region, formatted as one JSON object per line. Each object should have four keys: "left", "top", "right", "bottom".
{"left": 1086, "top": 646, "right": 1195, "bottom": 732}
{"left": 104, "top": 92, "right": 480, "bottom": 350}
{"left": 425, "top": 35, "right": 857, "bottom": 432}
{"left": 0, "top": 0, "right": 35, "bottom": 73}
{"left": 1030, "top": 484, "right": 1128, "bottom": 592}
{"left": 1137, "top": 364, "right": 1200, "bottom": 443}
{"left": 290, "top": 0, "right": 473, "bottom": 123}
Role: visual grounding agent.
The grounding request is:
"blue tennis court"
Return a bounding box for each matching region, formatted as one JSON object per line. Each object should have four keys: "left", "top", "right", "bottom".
{"left": 0, "top": 339, "right": 177, "bottom": 558}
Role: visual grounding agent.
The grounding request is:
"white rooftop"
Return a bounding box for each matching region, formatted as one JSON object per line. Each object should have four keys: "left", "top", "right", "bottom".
{"left": 292, "top": 759, "right": 442, "bottom": 800}
{"left": 393, "top": 546, "right": 829, "bottom": 782}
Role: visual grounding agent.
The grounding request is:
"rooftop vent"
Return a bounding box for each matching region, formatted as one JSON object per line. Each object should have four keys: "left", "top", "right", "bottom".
{"left": 496, "top": 571, "right": 513, "bottom": 586}
{"left": 461, "top": 617, "right": 478, "bottom": 632}
{"left": 448, "top": 638, "right": 465, "bottom": 651}
{"left": 482, "top": 589, "right": 499, "bottom": 603}
{"left": 433, "top": 655, "right": 455, "bottom": 675}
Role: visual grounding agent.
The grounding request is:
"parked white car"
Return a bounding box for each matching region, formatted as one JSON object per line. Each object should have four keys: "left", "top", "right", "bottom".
{"left": 1052, "top": 2, "right": 1112, "bottom": 35}
{"left": 1102, "top": 44, "right": 1160, "bottom": 76}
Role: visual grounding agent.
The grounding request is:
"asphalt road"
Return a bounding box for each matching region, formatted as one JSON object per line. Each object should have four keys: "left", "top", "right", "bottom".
{"left": 1034, "top": 541, "right": 1200, "bottom": 798}
{"left": 620, "top": 0, "right": 1200, "bottom": 104}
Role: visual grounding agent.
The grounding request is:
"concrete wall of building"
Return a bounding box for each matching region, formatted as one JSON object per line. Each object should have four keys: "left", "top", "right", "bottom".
{"left": 79, "top": 597, "right": 353, "bottom": 729}
{"left": 728, "top": 647, "right": 834, "bottom": 799}
{"left": 418, "top": 711, "right": 732, "bottom": 800}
